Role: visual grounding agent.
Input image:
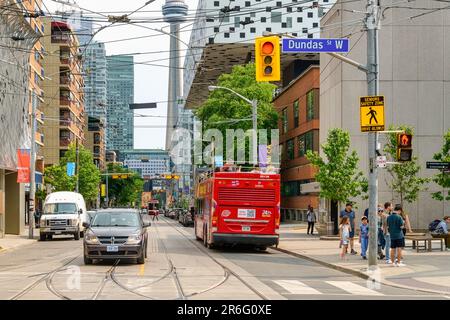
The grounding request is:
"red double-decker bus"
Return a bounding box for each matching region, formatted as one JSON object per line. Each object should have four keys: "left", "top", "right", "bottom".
{"left": 194, "top": 171, "right": 280, "bottom": 250}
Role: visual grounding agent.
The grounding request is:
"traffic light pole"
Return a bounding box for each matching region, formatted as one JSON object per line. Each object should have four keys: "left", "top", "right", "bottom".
{"left": 366, "top": 0, "right": 380, "bottom": 269}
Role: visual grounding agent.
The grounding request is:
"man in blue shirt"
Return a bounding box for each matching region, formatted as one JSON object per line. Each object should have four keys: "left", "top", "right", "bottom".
{"left": 387, "top": 204, "right": 405, "bottom": 266}
{"left": 340, "top": 202, "right": 357, "bottom": 255}
{"left": 432, "top": 216, "right": 450, "bottom": 250}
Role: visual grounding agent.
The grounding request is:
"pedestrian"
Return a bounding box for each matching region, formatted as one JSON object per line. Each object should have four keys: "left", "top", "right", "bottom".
{"left": 339, "top": 216, "right": 351, "bottom": 260}
{"left": 382, "top": 202, "right": 393, "bottom": 264}
{"left": 306, "top": 205, "right": 317, "bottom": 235}
{"left": 359, "top": 216, "right": 369, "bottom": 260}
{"left": 398, "top": 205, "right": 413, "bottom": 236}
{"left": 387, "top": 204, "right": 406, "bottom": 267}
{"left": 152, "top": 208, "right": 159, "bottom": 221}
{"left": 376, "top": 206, "right": 385, "bottom": 259}
{"left": 431, "top": 216, "right": 450, "bottom": 250}
{"left": 339, "top": 202, "right": 357, "bottom": 255}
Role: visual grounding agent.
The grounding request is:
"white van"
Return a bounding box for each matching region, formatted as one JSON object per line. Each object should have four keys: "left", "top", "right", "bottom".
{"left": 40, "top": 192, "right": 88, "bottom": 241}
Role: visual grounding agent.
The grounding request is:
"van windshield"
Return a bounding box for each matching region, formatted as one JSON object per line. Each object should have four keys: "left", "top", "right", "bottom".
{"left": 44, "top": 203, "right": 78, "bottom": 215}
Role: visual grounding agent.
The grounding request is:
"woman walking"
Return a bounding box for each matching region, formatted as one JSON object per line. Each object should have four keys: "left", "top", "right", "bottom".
{"left": 306, "top": 205, "right": 317, "bottom": 235}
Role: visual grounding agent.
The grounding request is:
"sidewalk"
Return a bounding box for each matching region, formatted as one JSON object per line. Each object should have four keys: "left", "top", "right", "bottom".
{"left": 277, "top": 223, "right": 450, "bottom": 295}
{"left": 0, "top": 229, "right": 39, "bottom": 253}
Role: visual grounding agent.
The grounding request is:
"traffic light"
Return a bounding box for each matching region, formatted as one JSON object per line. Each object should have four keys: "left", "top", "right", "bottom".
{"left": 255, "top": 36, "right": 280, "bottom": 82}
{"left": 397, "top": 133, "right": 413, "bottom": 162}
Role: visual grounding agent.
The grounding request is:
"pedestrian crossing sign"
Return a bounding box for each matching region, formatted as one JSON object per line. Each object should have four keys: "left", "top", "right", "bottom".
{"left": 360, "top": 96, "right": 385, "bottom": 132}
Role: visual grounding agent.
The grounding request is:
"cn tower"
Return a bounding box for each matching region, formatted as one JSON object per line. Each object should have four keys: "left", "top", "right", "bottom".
{"left": 162, "top": 0, "right": 188, "bottom": 151}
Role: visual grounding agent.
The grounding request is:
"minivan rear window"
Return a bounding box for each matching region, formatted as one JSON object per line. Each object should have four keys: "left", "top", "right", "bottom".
{"left": 44, "top": 203, "right": 77, "bottom": 214}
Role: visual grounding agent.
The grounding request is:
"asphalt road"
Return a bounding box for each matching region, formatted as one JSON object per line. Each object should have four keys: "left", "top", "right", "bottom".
{"left": 0, "top": 216, "right": 447, "bottom": 300}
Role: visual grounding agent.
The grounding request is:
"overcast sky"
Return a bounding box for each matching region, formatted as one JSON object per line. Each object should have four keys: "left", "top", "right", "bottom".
{"left": 44, "top": 0, "right": 199, "bottom": 150}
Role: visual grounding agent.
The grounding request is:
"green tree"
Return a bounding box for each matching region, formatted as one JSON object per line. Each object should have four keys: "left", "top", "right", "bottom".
{"left": 104, "top": 163, "right": 144, "bottom": 207}
{"left": 195, "top": 63, "right": 278, "bottom": 163}
{"left": 44, "top": 144, "right": 101, "bottom": 202}
{"left": 384, "top": 125, "right": 429, "bottom": 206}
{"left": 306, "top": 128, "right": 368, "bottom": 205}
{"left": 432, "top": 129, "right": 450, "bottom": 201}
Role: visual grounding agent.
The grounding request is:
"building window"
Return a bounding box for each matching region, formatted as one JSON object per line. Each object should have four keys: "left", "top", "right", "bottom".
{"left": 308, "top": 12, "right": 313, "bottom": 18}
{"left": 287, "top": 139, "right": 294, "bottom": 160}
{"left": 282, "top": 108, "right": 288, "bottom": 133}
{"left": 293, "top": 99, "right": 299, "bottom": 128}
{"left": 214, "top": 1, "right": 219, "bottom": 6}
{"left": 307, "top": 90, "right": 316, "bottom": 121}
{"left": 271, "top": 12, "right": 282, "bottom": 23}
{"left": 298, "top": 130, "right": 317, "bottom": 157}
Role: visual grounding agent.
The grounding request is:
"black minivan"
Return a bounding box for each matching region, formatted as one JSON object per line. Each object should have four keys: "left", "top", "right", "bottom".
{"left": 83, "top": 209, "right": 150, "bottom": 264}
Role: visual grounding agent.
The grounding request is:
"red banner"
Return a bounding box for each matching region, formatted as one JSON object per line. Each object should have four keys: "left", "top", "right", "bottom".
{"left": 17, "top": 149, "right": 31, "bottom": 183}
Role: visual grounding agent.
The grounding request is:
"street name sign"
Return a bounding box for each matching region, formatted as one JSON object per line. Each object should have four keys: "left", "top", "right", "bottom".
{"left": 282, "top": 38, "right": 349, "bottom": 53}
{"left": 360, "top": 96, "right": 385, "bottom": 132}
{"left": 426, "top": 162, "right": 450, "bottom": 170}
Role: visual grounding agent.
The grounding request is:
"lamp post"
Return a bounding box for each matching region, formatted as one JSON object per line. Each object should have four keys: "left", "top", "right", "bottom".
{"left": 208, "top": 86, "right": 258, "bottom": 165}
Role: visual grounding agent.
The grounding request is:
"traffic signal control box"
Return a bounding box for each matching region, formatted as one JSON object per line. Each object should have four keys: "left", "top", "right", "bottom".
{"left": 255, "top": 36, "right": 280, "bottom": 82}
{"left": 396, "top": 133, "right": 413, "bottom": 162}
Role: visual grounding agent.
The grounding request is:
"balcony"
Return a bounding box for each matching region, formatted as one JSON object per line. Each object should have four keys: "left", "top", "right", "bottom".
{"left": 60, "top": 56, "right": 70, "bottom": 65}
{"left": 60, "top": 76, "right": 71, "bottom": 86}
{"left": 51, "top": 33, "right": 71, "bottom": 44}
{"left": 59, "top": 137, "right": 71, "bottom": 147}
{"left": 60, "top": 96, "right": 70, "bottom": 106}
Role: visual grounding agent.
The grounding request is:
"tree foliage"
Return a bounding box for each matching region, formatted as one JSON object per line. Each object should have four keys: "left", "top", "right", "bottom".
{"left": 306, "top": 128, "right": 367, "bottom": 204}
{"left": 384, "top": 125, "right": 429, "bottom": 206}
{"left": 432, "top": 128, "right": 450, "bottom": 201}
{"left": 104, "top": 163, "right": 144, "bottom": 207}
{"left": 44, "top": 143, "right": 101, "bottom": 202}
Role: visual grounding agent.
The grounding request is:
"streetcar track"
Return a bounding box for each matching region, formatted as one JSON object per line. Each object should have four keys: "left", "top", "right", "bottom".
{"left": 158, "top": 217, "right": 268, "bottom": 300}
{"left": 9, "top": 255, "right": 80, "bottom": 300}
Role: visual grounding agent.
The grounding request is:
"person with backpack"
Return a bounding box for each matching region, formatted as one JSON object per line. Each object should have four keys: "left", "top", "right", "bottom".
{"left": 306, "top": 205, "right": 317, "bottom": 235}
{"left": 431, "top": 216, "right": 450, "bottom": 250}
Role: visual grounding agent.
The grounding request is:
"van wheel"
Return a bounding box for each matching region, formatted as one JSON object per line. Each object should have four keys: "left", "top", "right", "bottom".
{"left": 40, "top": 234, "right": 46, "bottom": 241}
{"left": 74, "top": 230, "right": 80, "bottom": 240}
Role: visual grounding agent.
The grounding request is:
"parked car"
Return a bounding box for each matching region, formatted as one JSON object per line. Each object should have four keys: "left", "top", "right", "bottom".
{"left": 83, "top": 208, "right": 150, "bottom": 265}
{"left": 39, "top": 192, "right": 88, "bottom": 241}
{"left": 178, "top": 209, "right": 194, "bottom": 227}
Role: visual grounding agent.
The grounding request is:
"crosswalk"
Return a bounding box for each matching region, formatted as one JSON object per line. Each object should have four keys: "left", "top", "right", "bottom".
{"left": 272, "top": 280, "right": 384, "bottom": 296}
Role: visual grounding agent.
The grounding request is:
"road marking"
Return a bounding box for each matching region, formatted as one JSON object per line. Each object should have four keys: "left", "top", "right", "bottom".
{"left": 139, "top": 264, "right": 145, "bottom": 276}
{"left": 273, "top": 280, "right": 321, "bottom": 295}
{"left": 326, "top": 281, "right": 383, "bottom": 296}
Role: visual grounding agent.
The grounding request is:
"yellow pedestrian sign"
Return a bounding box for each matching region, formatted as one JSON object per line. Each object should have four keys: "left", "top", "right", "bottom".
{"left": 360, "top": 96, "right": 385, "bottom": 132}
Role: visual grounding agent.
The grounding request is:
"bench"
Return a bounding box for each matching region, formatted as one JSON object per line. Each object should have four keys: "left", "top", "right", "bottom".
{"left": 405, "top": 234, "right": 444, "bottom": 252}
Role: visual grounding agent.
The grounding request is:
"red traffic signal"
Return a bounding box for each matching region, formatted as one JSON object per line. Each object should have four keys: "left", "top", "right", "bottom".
{"left": 396, "top": 133, "right": 413, "bottom": 162}
{"left": 397, "top": 133, "right": 412, "bottom": 148}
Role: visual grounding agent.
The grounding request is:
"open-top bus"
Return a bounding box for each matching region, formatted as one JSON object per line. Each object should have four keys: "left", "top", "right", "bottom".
{"left": 194, "top": 170, "right": 280, "bottom": 250}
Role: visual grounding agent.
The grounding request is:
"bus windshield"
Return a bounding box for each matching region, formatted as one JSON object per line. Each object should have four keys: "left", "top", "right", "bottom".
{"left": 44, "top": 203, "right": 78, "bottom": 215}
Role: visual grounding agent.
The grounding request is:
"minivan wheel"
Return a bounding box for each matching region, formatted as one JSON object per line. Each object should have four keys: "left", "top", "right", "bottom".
{"left": 84, "top": 254, "right": 92, "bottom": 265}
{"left": 74, "top": 230, "right": 80, "bottom": 240}
{"left": 39, "top": 233, "right": 46, "bottom": 241}
{"left": 137, "top": 250, "right": 145, "bottom": 264}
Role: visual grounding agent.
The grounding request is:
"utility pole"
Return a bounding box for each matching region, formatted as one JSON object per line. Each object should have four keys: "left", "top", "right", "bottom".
{"left": 366, "top": 0, "right": 380, "bottom": 269}
{"left": 105, "top": 165, "right": 109, "bottom": 207}
{"left": 28, "top": 94, "right": 37, "bottom": 239}
{"left": 75, "top": 139, "right": 80, "bottom": 193}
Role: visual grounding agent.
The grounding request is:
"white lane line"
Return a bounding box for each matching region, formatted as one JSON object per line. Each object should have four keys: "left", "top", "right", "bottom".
{"left": 326, "top": 281, "right": 384, "bottom": 296}
{"left": 273, "top": 280, "right": 322, "bottom": 295}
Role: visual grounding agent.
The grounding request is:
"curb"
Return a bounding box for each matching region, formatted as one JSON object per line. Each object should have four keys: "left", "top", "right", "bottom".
{"left": 273, "top": 246, "right": 450, "bottom": 296}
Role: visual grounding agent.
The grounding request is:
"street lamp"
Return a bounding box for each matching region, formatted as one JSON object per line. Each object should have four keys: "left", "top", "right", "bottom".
{"left": 208, "top": 86, "right": 258, "bottom": 165}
